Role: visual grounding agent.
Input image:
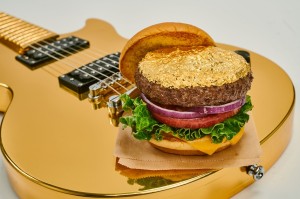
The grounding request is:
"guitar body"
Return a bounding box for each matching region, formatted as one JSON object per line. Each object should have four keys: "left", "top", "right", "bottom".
{"left": 0, "top": 18, "right": 295, "bottom": 199}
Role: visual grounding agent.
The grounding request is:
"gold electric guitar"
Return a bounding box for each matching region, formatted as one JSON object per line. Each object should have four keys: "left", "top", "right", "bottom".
{"left": 0, "top": 12, "right": 295, "bottom": 199}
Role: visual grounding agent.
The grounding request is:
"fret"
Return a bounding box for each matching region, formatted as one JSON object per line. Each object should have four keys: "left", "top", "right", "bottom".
{"left": 0, "top": 12, "right": 7, "bottom": 18}
{"left": 0, "top": 14, "right": 11, "bottom": 22}
{"left": 18, "top": 31, "right": 53, "bottom": 47}
{"left": 13, "top": 27, "right": 44, "bottom": 43}
{"left": 0, "top": 19, "right": 25, "bottom": 39}
{"left": 0, "top": 20, "right": 28, "bottom": 35}
{"left": 0, "top": 12, "right": 58, "bottom": 53}
{"left": 0, "top": 20, "right": 21, "bottom": 32}
{"left": 0, "top": 18, "right": 23, "bottom": 31}
{"left": 1, "top": 24, "right": 33, "bottom": 39}
{"left": 6, "top": 26, "right": 40, "bottom": 42}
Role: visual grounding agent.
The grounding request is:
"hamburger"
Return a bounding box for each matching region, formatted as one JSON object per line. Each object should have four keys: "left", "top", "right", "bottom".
{"left": 119, "top": 22, "right": 253, "bottom": 155}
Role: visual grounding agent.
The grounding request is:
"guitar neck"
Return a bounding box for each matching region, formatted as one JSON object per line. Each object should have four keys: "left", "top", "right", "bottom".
{"left": 0, "top": 12, "right": 58, "bottom": 54}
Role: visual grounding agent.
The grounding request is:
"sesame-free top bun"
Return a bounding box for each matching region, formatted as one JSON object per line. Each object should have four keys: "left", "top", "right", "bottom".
{"left": 119, "top": 22, "right": 216, "bottom": 83}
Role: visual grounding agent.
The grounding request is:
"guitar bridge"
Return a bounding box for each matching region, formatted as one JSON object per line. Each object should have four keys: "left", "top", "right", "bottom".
{"left": 89, "top": 85, "right": 138, "bottom": 126}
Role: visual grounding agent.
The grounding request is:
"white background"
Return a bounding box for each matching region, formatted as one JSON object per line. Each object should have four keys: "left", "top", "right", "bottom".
{"left": 0, "top": 0, "right": 299, "bottom": 198}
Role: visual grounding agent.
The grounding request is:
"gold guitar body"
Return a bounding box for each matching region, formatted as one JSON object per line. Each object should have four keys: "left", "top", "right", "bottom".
{"left": 0, "top": 19, "right": 295, "bottom": 198}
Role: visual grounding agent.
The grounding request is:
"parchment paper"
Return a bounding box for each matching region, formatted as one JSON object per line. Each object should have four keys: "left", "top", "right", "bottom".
{"left": 114, "top": 115, "right": 262, "bottom": 170}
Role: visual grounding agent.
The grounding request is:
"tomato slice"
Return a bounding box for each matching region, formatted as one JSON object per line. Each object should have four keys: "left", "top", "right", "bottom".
{"left": 150, "top": 108, "right": 240, "bottom": 129}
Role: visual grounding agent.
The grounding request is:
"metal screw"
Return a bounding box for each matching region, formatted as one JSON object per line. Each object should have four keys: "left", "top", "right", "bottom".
{"left": 247, "top": 164, "right": 264, "bottom": 181}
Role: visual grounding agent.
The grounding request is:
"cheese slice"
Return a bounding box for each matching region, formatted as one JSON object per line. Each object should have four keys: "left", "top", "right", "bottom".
{"left": 186, "top": 127, "right": 245, "bottom": 155}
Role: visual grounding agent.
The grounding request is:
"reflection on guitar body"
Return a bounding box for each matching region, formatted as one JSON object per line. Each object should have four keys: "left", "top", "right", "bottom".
{"left": 0, "top": 12, "right": 295, "bottom": 199}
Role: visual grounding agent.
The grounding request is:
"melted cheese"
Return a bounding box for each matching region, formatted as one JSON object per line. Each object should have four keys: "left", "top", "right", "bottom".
{"left": 186, "top": 127, "right": 245, "bottom": 155}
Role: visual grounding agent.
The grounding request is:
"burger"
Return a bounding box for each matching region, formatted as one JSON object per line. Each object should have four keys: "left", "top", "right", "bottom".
{"left": 119, "top": 22, "right": 253, "bottom": 155}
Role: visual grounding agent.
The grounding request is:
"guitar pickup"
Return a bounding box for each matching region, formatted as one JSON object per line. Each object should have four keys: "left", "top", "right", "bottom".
{"left": 15, "top": 36, "right": 89, "bottom": 69}
{"left": 58, "top": 52, "right": 122, "bottom": 100}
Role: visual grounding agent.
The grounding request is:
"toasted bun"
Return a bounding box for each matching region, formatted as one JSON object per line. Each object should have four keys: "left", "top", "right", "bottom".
{"left": 119, "top": 22, "right": 215, "bottom": 83}
{"left": 149, "top": 127, "right": 245, "bottom": 155}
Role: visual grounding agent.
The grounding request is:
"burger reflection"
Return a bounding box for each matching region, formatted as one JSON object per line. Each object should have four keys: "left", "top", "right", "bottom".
{"left": 115, "top": 160, "right": 215, "bottom": 191}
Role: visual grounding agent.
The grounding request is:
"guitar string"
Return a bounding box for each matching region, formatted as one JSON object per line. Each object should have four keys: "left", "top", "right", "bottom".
{"left": 28, "top": 44, "right": 104, "bottom": 81}
{"left": 66, "top": 45, "right": 136, "bottom": 102}
{"left": 37, "top": 40, "right": 129, "bottom": 91}
{"left": 41, "top": 40, "right": 120, "bottom": 75}
{"left": 2, "top": 14, "right": 131, "bottom": 97}
{"left": 69, "top": 44, "right": 135, "bottom": 100}
{"left": 43, "top": 65, "right": 65, "bottom": 77}
{"left": 68, "top": 46, "right": 138, "bottom": 101}
{"left": 66, "top": 41, "right": 121, "bottom": 71}
{"left": 74, "top": 46, "right": 137, "bottom": 102}
{"left": 28, "top": 44, "right": 122, "bottom": 95}
{"left": 41, "top": 39, "right": 131, "bottom": 85}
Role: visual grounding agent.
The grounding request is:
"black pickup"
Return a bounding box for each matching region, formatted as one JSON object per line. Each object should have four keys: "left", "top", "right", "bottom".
{"left": 58, "top": 52, "right": 121, "bottom": 99}
{"left": 16, "top": 36, "right": 89, "bottom": 69}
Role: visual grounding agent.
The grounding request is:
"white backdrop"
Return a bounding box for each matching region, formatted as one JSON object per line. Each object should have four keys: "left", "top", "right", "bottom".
{"left": 1, "top": 0, "right": 299, "bottom": 198}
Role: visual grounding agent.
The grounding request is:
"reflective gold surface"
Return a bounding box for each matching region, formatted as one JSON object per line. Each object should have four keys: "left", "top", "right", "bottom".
{"left": 0, "top": 19, "right": 295, "bottom": 198}
{"left": 0, "top": 83, "right": 13, "bottom": 112}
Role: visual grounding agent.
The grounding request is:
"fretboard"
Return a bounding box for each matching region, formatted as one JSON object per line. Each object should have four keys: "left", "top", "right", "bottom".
{"left": 0, "top": 12, "right": 58, "bottom": 53}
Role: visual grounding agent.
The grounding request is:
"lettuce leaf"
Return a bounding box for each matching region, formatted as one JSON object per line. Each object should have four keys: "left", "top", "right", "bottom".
{"left": 119, "top": 94, "right": 253, "bottom": 144}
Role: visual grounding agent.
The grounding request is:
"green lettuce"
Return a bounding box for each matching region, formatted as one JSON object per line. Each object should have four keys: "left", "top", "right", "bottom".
{"left": 119, "top": 94, "right": 253, "bottom": 144}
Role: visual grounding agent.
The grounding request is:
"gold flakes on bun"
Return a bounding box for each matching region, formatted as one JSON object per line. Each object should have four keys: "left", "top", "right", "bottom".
{"left": 138, "top": 46, "right": 251, "bottom": 88}
{"left": 119, "top": 22, "right": 216, "bottom": 83}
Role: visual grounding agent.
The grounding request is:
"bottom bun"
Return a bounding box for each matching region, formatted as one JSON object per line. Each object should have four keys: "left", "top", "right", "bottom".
{"left": 149, "top": 127, "right": 245, "bottom": 155}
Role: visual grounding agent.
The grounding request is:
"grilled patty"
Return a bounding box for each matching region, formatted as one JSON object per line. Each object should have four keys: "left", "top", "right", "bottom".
{"left": 135, "top": 69, "right": 253, "bottom": 107}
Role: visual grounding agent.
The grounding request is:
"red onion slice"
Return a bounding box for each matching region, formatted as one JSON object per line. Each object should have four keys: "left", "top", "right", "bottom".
{"left": 141, "top": 94, "right": 245, "bottom": 119}
{"left": 187, "top": 97, "right": 246, "bottom": 114}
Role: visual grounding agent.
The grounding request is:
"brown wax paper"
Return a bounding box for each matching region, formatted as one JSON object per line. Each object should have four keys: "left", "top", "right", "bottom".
{"left": 114, "top": 115, "right": 262, "bottom": 170}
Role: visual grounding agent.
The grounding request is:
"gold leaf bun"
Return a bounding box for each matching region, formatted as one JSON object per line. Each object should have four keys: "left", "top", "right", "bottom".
{"left": 119, "top": 22, "right": 215, "bottom": 83}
